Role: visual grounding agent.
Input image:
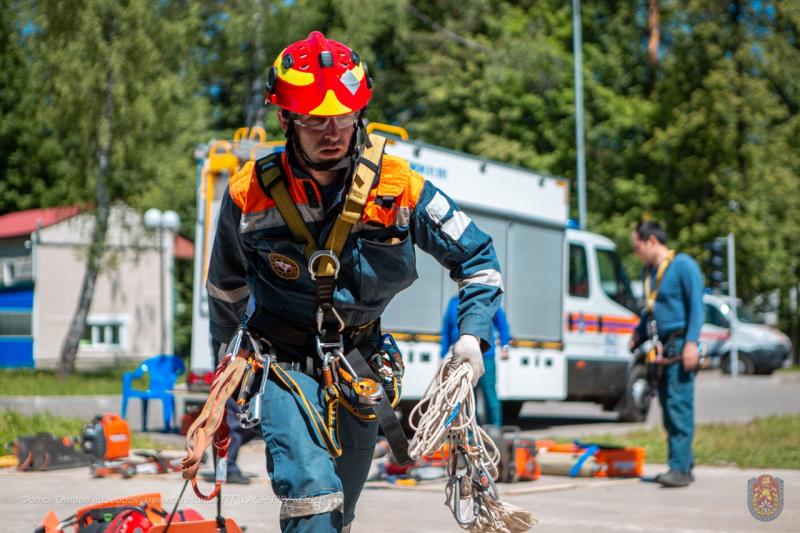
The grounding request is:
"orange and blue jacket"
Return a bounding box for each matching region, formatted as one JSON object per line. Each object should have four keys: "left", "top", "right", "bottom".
{"left": 206, "top": 151, "right": 503, "bottom": 350}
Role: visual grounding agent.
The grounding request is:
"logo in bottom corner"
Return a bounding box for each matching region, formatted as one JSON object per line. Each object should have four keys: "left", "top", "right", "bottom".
{"left": 268, "top": 253, "right": 300, "bottom": 280}
{"left": 748, "top": 474, "right": 783, "bottom": 521}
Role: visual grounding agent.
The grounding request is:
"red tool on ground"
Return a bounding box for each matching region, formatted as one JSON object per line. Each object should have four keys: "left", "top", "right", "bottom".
{"left": 35, "top": 492, "right": 241, "bottom": 533}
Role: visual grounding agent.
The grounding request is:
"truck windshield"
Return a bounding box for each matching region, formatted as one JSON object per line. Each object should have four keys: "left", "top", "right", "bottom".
{"left": 596, "top": 248, "right": 639, "bottom": 313}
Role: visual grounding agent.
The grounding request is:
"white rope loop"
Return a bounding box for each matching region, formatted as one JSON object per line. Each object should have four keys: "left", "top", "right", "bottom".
{"left": 409, "top": 357, "right": 536, "bottom": 532}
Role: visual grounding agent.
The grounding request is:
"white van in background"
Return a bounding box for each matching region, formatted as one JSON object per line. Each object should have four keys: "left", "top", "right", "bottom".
{"left": 378, "top": 128, "right": 648, "bottom": 423}
{"left": 189, "top": 125, "right": 650, "bottom": 422}
{"left": 701, "top": 293, "right": 792, "bottom": 375}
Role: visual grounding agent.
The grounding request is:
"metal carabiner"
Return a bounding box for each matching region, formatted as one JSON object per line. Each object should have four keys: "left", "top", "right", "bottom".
{"left": 308, "top": 249, "right": 341, "bottom": 280}
{"left": 316, "top": 334, "right": 344, "bottom": 360}
{"left": 445, "top": 474, "right": 478, "bottom": 527}
{"left": 238, "top": 333, "right": 273, "bottom": 429}
{"left": 227, "top": 326, "right": 246, "bottom": 360}
{"left": 475, "top": 458, "right": 500, "bottom": 500}
{"left": 316, "top": 305, "right": 346, "bottom": 334}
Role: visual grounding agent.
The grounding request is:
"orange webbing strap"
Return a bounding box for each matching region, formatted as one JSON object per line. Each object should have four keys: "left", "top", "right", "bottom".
{"left": 181, "top": 355, "right": 248, "bottom": 499}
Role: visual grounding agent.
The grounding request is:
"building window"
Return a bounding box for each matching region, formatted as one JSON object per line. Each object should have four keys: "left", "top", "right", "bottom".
{"left": 80, "top": 318, "right": 126, "bottom": 348}
{"left": 0, "top": 311, "right": 32, "bottom": 336}
{"left": 569, "top": 243, "right": 589, "bottom": 298}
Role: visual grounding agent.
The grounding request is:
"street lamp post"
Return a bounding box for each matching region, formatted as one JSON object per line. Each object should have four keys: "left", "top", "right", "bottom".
{"left": 144, "top": 208, "right": 180, "bottom": 355}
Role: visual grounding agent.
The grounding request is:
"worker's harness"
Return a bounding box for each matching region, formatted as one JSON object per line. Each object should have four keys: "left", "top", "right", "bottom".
{"left": 641, "top": 250, "right": 679, "bottom": 367}
{"left": 182, "top": 133, "right": 411, "bottom": 502}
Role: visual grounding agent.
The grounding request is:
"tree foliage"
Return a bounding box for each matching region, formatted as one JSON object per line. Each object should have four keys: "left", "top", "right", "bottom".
{"left": 2, "top": 0, "right": 800, "bottom": 362}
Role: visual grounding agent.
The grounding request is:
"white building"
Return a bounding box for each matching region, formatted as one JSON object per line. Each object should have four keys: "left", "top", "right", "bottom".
{"left": 0, "top": 205, "right": 193, "bottom": 369}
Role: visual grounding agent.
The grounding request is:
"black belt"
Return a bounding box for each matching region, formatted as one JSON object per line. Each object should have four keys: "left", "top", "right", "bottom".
{"left": 660, "top": 328, "right": 686, "bottom": 342}
{"left": 245, "top": 307, "right": 378, "bottom": 347}
{"left": 246, "top": 310, "right": 411, "bottom": 465}
{"left": 246, "top": 309, "right": 378, "bottom": 374}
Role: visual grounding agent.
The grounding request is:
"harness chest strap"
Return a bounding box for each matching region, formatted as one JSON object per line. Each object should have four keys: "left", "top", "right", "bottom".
{"left": 255, "top": 133, "right": 387, "bottom": 274}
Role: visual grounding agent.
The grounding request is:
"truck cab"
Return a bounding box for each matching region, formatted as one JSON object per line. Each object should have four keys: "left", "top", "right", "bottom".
{"left": 563, "top": 229, "right": 644, "bottom": 420}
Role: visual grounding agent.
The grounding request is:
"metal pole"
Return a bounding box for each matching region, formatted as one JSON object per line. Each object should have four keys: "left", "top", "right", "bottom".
{"left": 572, "top": 0, "right": 588, "bottom": 230}
{"left": 159, "top": 226, "right": 165, "bottom": 354}
{"left": 165, "top": 228, "right": 176, "bottom": 355}
{"left": 728, "top": 233, "right": 738, "bottom": 377}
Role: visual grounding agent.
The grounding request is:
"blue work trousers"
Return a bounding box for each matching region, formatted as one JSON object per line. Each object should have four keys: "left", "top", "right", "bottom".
{"left": 477, "top": 356, "right": 502, "bottom": 427}
{"left": 259, "top": 370, "right": 379, "bottom": 532}
{"left": 658, "top": 339, "right": 696, "bottom": 474}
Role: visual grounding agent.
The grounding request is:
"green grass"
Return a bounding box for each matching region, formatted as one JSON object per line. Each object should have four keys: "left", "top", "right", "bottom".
{"left": 566, "top": 414, "right": 800, "bottom": 469}
{"left": 777, "top": 364, "right": 800, "bottom": 373}
{"left": 0, "top": 410, "right": 167, "bottom": 451}
{"left": 0, "top": 364, "right": 186, "bottom": 396}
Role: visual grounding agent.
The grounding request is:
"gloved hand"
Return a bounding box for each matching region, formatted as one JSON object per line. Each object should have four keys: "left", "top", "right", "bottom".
{"left": 450, "top": 335, "right": 484, "bottom": 386}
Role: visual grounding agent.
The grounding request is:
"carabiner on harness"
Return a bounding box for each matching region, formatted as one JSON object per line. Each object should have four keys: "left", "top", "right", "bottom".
{"left": 308, "top": 249, "right": 341, "bottom": 280}
{"left": 237, "top": 332, "right": 274, "bottom": 429}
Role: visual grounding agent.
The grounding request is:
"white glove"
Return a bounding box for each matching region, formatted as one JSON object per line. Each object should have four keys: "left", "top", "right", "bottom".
{"left": 450, "top": 335, "right": 484, "bottom": 386}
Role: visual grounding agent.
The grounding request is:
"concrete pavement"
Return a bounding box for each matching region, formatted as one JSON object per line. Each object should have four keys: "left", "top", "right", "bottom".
{"left": 3, "top": 370, "right": 799, "bottom": 531}
{"left": 8, "top": 441, "right": 799, "bottom": 532}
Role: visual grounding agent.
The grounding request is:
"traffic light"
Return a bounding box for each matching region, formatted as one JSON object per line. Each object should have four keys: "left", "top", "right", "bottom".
{"left": 705, "top": 239, "right": 725, "bottom": 289}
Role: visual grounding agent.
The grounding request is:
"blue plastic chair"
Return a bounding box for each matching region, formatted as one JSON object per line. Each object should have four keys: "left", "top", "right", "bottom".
{"left": 121, "top": 354, "right": 185, "bottom": 432}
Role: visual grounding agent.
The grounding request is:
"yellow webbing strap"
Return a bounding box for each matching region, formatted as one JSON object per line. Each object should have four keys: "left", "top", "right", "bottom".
{"left": 254, "top": 134, "right": 387, "bottom": 273}
{"left": 270, "top": 363, "right": 342, "bottom": 458}
{"left": 317, "top": 134, "right": 387, "bottom": 277}
{"left": 644, "top": 249, "right": 676, "bottom": 313}
{"left": 256, "top": 156, "right": 318, "bottom": 259}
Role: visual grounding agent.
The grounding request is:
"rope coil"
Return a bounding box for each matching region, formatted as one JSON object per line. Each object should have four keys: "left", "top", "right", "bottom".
{"left": 409, "top": 358, "right": 536, "bottom": 532}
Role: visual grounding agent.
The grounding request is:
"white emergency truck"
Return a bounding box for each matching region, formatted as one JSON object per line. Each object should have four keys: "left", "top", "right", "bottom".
{"left": 188, "top": 125, "right": 650, "bottom": 422}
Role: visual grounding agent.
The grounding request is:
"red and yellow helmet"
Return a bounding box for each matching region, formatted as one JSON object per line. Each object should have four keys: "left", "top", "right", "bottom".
{"left": 265, "top": 31, "right": 372, "bottom": 116}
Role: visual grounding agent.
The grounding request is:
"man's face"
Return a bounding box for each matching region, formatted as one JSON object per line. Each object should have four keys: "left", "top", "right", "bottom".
{"left": 279, "top": 111, "right": 356, "bottom": 165}
{"left": 631, "top": 231, "right": 657, "bottom": 266}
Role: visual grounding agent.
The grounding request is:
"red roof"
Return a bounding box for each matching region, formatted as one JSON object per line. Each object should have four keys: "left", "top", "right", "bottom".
{"left": 174, "top": 235, "right": 195, "bottom": 260}
{"left": 0, "top": 206, "right": 82, "bottom": 239}
{"left": 0, "top": 206, "right": 194, "bottom": 259}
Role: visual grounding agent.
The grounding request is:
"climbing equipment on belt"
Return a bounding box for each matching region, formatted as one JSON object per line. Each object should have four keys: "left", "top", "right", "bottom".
{"left": 253, "top": 132, "right": 412, "bottom": 464}
{"left": 409, "top": 359, "right": 536, "bottom": 532}
{"left": 182, "top": 327, "right": 269, "bottom": 500}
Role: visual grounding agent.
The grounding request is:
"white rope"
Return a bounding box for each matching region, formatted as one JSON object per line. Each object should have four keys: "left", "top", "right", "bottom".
{"left": 409, "top": 357, "right": 536, "bottom": 532}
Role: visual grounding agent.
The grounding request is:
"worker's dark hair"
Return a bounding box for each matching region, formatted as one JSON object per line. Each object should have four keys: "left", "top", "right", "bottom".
{"left": 635, "top": 220, "right": 667, "bottom": 244}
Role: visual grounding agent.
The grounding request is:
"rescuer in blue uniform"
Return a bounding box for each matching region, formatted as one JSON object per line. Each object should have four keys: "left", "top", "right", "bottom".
{"left": 205, "top": 32, "right": 503, "bottom": 531}
{"left": 631, "top": 220, "right": 704, "bottom": 488}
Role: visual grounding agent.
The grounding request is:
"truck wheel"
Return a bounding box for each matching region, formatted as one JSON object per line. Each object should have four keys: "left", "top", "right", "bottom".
{"left": 721, "top": 353, "right": 755, "bottom": 375}
{"left": 618, "top": 364, "right": 652, "bottom": 423}
{"left": 502, "top": 401, "right": 524, "bottom": 421}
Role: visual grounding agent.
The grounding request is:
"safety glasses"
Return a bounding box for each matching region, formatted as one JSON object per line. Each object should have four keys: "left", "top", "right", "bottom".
{"left": 292, "top": 112, "right": 358, "bottom": 131}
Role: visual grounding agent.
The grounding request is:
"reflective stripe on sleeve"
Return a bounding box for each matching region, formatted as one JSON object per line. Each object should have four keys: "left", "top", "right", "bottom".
{"left": 240, "top": 204, "right": 324, "bottom": 234}
{"left": 425, "top": 191, "right": 450, "bottom": 224}
{"left": 457, "top": 269, "right": 505, "bottom": 291}
{"left": 442, "top": 210, "right": 472, "bottom": 241}
{"left": 206, "top": 281, "right": 250, "bottom": 303}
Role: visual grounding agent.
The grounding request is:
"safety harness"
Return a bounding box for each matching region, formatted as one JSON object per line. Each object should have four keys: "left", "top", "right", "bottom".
{"left": 254, "top": 132, "right": 410, "bottom": 464}
{"left": 643, "top": 250, "right": 678, "bottom": 366}
{"left": 182, "top": 133, "right": 411, "bottom": 503}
